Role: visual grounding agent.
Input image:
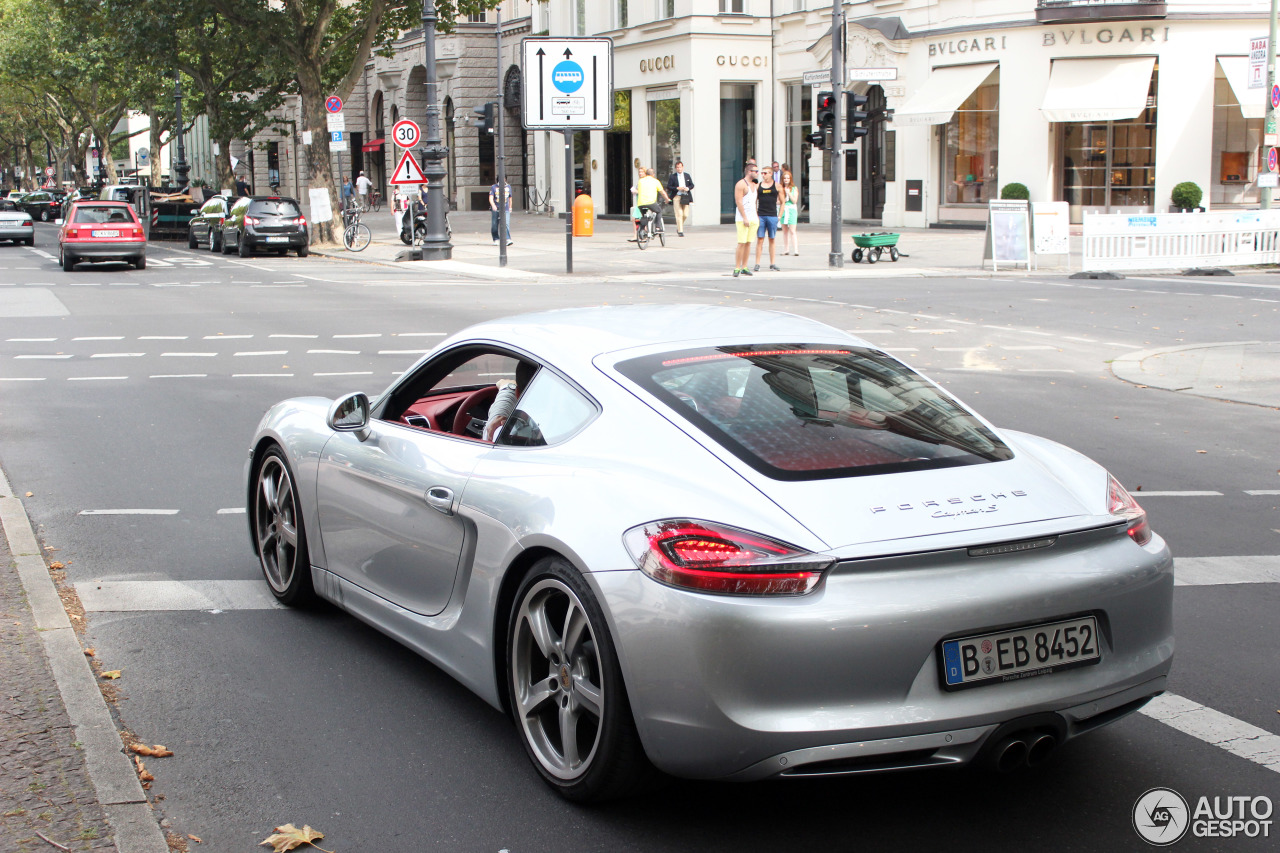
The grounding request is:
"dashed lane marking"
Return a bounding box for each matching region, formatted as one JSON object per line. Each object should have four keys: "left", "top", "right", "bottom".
{"left": 216, "top": 508, "right": 245, "bottom": 514}
{"left": 67, "top": 376, "right": 126, "bottom": 381}
{"left": 76, "top": 580, "right": 282, "bottom": 612}
{"left": 1245, "top": 489, "right": 1280, "bottom": 495}
{"left": 1141, "top": 693, "right": 1280, "bottom": 774}
{"left": 1174, "top": 555, "right": 1280, "bottom": 586}
{"left": 316, "top": 371, "right": 373, "bottom": 377}
{"left": 79, "top": 509, "right": 179, "bottom": 515}
{"left": 1133, "top": 491, "right": 1223, "bottom": 497}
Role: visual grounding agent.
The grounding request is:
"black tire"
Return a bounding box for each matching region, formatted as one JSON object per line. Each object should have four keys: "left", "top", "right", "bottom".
{"left": 657, "top": 228, "right": 665, "bottom": 248}
{"left": 220, "top": 230, "right": 233, "bottom": 254}
{"left": 252, "top": 446, "right": 316, "bottom": 606}
{"left": 238, "top": 233, "right": 251, "bottom": 257}
{"left": 507, "top": 556, "right": 653, "bottom": 802}
{"left": 24, "top": 237, "right": 33, "bottom": 247}
{"left": 400, "top": 227, "right": 413, "bottom": 246}
{"left": 209, "top": 229, "right": 218, "bottom": 253}
{"left": 414, "top": 223, "right": 427, "bottom": 245}
{"left": 40, "top": 209, "right": 49, "bottom": 222}
{"left": 298, "top": 244, "right": 309, "bottom": 258}
{"left": 188, "top": 229, "right": 198, "bottom": 249}
{"left": 60, "top": 249, "right": 75, "bottom": 272}
{"left": 852, "top": 248, "right": 863, "bottom": 263}
{"left": 134, "top": 256, "right": 146, "bottom": 270}
{"left": 890, "top": 246, "right": 900, "bottom": 262}
{"left": 868, "top": 247, "right": 880, "bottom": 264}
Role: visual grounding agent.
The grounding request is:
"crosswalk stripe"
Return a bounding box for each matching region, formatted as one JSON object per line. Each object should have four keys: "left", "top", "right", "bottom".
{"left": 1174, "top": 555, "right": 1280, "bottom": 585}
{"left": 1141, "top": 693, "right": 1280, "bottom": 774}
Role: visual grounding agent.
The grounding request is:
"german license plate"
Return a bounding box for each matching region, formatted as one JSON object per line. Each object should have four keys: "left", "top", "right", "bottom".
{"left": 266, "top": 236, "right": 288, "bottom": 243}
{"left": 941, "top": 615, "right": 1100, "bottom": 690}
{"left": 92, "top": 230, "right": 120, "bottom": 238}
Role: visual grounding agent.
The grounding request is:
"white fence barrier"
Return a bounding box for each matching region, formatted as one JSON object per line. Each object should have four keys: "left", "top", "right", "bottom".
{"left": 1082, "top": 210, "right": 1280, "bottom": 271}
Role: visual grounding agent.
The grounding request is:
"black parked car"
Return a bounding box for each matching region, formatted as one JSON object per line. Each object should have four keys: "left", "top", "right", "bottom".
{"left": 221, "top": 195, "right": 309, "bottom": 257}
{"left": 187, "top": 195, "right": 232, "bottom": 252}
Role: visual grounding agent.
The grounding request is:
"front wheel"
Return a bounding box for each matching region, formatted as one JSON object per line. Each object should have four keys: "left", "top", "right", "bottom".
{"left": 890, "top": 246, "right": 900, "bottom": 262}
{"left": 369, "top": 195, "right": 381, "bottom": 212}
{"left": 414, "top": 223, "right": 427, "bottom": 245}
{"left": 343, "top": 223, "right": 371, "bottom": 252}
{"left": 508, "top": 557, "right": 651, "bottom": 802}
{"left": 868, "top": 247, "right": 880, "bottom": 264}
{"left": 188, "top": 229, "right": 198, "bottom": 249}
{"left": 657, "top": 227, "right": 665, "bottom": 248}
{"left": 253, "top": 448, "right": 315, "bottom": 606}
{"left": 40, "top": 209, "right": 49, "bottom": 222}
{"left": 852, "top": 248, "right": 863, "bottom": 263}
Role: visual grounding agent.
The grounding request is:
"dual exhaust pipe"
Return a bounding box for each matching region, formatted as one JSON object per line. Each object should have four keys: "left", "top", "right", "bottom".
{"left": 988, "top": 731, "right": 1058, "bottom": 772}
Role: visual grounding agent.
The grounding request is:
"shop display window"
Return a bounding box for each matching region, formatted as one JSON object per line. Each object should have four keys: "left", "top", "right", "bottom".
{"left": 1211, "top": 76, "right": 1262, "bottom": 206}
{"left": 942, "top": 70, "right": 999, "bottom": 206}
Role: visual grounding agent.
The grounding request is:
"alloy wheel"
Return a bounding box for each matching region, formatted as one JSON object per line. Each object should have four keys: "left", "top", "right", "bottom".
{"left": 511, "top": 578, "right": 604, "bottom": 780}
{"left": 255, "top": 455, "right": 299, "bottom": 594}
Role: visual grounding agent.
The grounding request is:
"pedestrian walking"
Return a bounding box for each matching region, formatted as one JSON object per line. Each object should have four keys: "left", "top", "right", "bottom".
{"left": 490, "top": 179, "right": 513, "bottom": 245}
{"left": 753, "top": 168, "right": 780, "bottom": 272}
{"left": 355, "top": 171, "right": 372, "bottom": 209}
{"left": 665, "top": 161, "right": 694, "bottom": 236}
{"left": 733, "top": 161, "right": 759, "bottom": 277}
{"left": 780, "top": 169, "right": 799, "bottom": 256}
{"left": 341, "top": 175, "right": 354, "bottom": 210}
{"left": 235, "top": 175, "right": 250, "bottom": 197}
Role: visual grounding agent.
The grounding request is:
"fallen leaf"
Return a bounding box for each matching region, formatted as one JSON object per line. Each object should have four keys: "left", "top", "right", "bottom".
{"left": 84, "top": 648, "right": 95, "bottom": 657}
{"left": 129, "top": 743, "right": 174, "bottom": 758}
{"left": 100, "top": 670, "right": 121, "bottom": 680}
{"left": 1196, "top": 450, "right": 1207, "bottom": 454}
{"left": 260, "top": 823, "right": 331, "bottom": 852}
{"left": 188, "top": 836, "right": 202, "bottom": 844}
{"left": 134, "top": 758, "right": 154, "bottom": 782}
{"left": 49, "top": 561, "right": 65, "bottom": 570}
{"left": 25, "top": 492, "right": 32, "bottom": 497}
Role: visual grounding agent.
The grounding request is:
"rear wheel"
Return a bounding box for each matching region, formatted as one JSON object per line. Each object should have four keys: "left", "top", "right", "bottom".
{"left": 134, "top": 256, "right": 146, "bottom": 270}
{"left": 868, "top": 247, "right": 880, "bottom": 264}
{"left": 40, "top": 209, "right": 49, "bottom": 222}
{"left": 852, "top": 248, "right": 863, "bottom": 263}
{"left": 220, "top": 231, "right": 233, "bottom": 254}
{"left": 187, "top": 229, "right": 198, "bottom": 249}
{"left": 238, "top": 234, "right": 251, "bottom": 257}
{"left": 60, "top": 249, "right": 75, "bottom": 271}
{"left": 657, "top": 226, "right": 665, "bottom": 248}
{"left": 890, "top": 246, "right": 900, "bottom": 262}
{"left": 297, "top": 243, "right": 309, "bottom": 258}
{"left": 508, "top": 557, "right": 652, "bottom": 802}
{"left": 414, "top": 223, "right": 427, "bottom": 245}
{"left": 253, "top": 447, "right": 315, "bottom": 606}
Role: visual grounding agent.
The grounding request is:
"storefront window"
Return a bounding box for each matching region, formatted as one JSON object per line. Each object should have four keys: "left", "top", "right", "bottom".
{"left": 1060, "top": 66, "right": 1157, "bottom": 220}
{"left": 720, "top": 83, "right": 755, "bottom": 217}
{"left": 942, "top": 69, "right": 998, "bottom": 206}
{"left": 649, "top": 96, "right": 681, "bottom": 183}
{"left": 1211, "top": 73, "right": 1262, "bottom": 207}
{"left": 785, "top": 83, "right": 812, "bottom": 213}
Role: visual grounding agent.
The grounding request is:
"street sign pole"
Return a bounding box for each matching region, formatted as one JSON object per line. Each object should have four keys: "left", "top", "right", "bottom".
{"left": 565, "top": 130, "right": 573, "bottom": 274}
{"left": 829, "top": 0, "right": 844, "bottom": 268}
{"left": 496, "top": 6, "right": 508, "bottom": 268}
{"left": 1266, "top": 0, "right": 1280, "bottom": 209}
{"left": 419, "top": 0, "right": 453, "bottom": 260}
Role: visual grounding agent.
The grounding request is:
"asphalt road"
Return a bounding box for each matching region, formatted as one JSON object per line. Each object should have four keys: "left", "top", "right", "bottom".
{"left": 1, "top": 223, "right": 1276, "bottom": 851}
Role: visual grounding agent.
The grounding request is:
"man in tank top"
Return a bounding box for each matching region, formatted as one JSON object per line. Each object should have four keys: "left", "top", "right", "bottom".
{"left": 733, "top": 161, "right": 759, "bottom": 277}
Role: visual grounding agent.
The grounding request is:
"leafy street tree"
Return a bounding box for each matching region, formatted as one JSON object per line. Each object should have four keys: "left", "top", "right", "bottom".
{"left": 214, "top": 0, "right": 500, "bottom": 242}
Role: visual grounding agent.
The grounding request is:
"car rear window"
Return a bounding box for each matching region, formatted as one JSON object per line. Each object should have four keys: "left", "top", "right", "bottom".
{"left": 73, "top": 206, "right": 136, "bottom": 224}
{"left": 248, "top": 200, "right": 300, "bottom": 217}
{"left": 617, "top": 344, "right": 1013, "bottom": 481}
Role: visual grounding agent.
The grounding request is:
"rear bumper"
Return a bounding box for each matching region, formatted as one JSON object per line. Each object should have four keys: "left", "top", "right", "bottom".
{"left": 64, "top": 241, "right": 145, "bottom": 260}
{"left": 590, "top": 526, "right": 1175, "bottom": 780}
{"left": 0, "top": 227, "right": 33, "bottom": 239}
{"left": 244, "top": 230, "right": 307, "bottom": 248}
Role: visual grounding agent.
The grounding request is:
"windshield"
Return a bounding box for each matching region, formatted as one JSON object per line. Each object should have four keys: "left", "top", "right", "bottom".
{"left": 249, "top": 200, "right": 300, "bottom": 217}
{"left": 617, "top": 344, "right": 1013, "bottom": 481}
{"left": 73, "top": 206, "right": 135, "bottom": 224}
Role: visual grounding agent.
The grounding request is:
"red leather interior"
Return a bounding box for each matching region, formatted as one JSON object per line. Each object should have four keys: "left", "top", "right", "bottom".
{"left": 400, "top": 390, "right": 472, "bottom": 431}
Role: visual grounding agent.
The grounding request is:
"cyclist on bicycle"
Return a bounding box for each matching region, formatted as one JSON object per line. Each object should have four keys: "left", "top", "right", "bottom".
{"left": 633, "top": 168, "right": 669, "bottom": 236}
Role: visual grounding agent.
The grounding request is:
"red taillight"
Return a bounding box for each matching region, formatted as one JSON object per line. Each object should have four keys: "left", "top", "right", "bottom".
{"left": 21, "top": 218, "right": 32, "bottom": 226}
{"left": 623, "top": 519, "right": 833, "bottom": 596}
{"left": 294, "top": 216, "right": 306, "bottom": 225}
{"left": 1107, "top": 474, "right": 1152, "bottom": 546}
{"left": 66, "top": 227, "right": 79, "bottom": 238}
{"left": 245, "top": 216, "right": 261, "bottom": 225}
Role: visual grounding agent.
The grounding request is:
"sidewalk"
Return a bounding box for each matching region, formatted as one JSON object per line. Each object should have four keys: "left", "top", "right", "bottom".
{"left": 1111, "top": 341, "right": 1280, "bottom": 408}
{"left": 312, "top": 209, "right": 1080, "bottom": 280}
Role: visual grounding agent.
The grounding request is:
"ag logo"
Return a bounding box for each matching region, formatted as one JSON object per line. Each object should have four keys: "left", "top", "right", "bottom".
{"left": 1133, "top": 788, "right": 1189, "bottom": 846}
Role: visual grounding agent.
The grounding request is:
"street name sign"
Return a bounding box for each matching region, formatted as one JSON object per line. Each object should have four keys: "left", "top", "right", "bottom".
{"left": 392, "top": 119, "right": 421, "bottom": 148}
{"left": 521, "top": 37, "right": 613, "bottom": 130}
{"left": 389, "top": 149, "right": 427, "bottom": 185}
{"left": 848, "top": 67, "right": 897, "bottom": 81}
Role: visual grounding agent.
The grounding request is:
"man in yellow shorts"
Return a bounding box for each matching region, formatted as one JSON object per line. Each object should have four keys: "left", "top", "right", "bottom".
{"left": 733, "top": 161, "right": 759, "bottom": 277}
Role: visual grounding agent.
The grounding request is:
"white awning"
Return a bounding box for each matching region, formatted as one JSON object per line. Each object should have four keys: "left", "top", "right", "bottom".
{"left": 1218, "top": 56, "right": 1266, "bottom": 120}
{"left": 1040, "top": 56, "right": 1156, "bottom": 123}
{"left": 893, "top": 63, "right": 998, "bottom": 126}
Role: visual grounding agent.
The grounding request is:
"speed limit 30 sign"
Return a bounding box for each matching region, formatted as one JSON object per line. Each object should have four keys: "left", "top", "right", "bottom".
{"left": 392, "top": 119, "right": 421, "bottom": 148}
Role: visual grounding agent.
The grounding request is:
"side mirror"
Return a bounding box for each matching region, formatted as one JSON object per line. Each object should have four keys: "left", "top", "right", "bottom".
{"left": 327, "top": 392, "right": 370, "bottom": 436}
{"left": 188, "top": 208, "right": 198, "bottom": 214}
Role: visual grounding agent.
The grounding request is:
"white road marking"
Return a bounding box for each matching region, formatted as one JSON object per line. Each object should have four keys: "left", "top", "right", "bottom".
{"left": 67, "top": 282, "right": 101, "bottom": 286}
{"left": 379, "top": 349, "right": 432, "bottom": 355}
{"left": 932, "top": 347, "right": 977, "bottom": 352}
{"left": 252, "top": 283, "right": 306, "bottom": 288}
{"left": 234, "top": 351, "right": 288, "bottom": 357}
{"left": 73, "top": 336, "right": 124, "bottom": 341}
{"left": 308, "top": 349, "right": 359, "bottom": 355}
{"left": 1062, "top": 336, "right": 1097, "bottom": 343}
{"left": 204, "top": 334, "right": 253, "bottom": 339}
{"left": 162, "top": 352, "right": 217, "bottom": 357}
{"left": 150, "top": 374, "right": 206, "bottom": 379}
{"left": 315, "top": 371, "right": 373, "bottom": 377}
{"left": 7, "top": 337, "right": 57, "bottom": 342}
{"left": 79, "top": 509, "right": 179, "bottom": 516}
{"left": 1245, "top": 489, "right": 1280, "bottom": 495}
{"left": 216, "top": 507, "right": 245, "bottom": 514}
{"left": 16, "top": 354, "right": 71, "bottom": 359}
{"left": 1023, "top": 330, "right": 1055, "bottom": 337}
{"left": 270, "top": 334, "right": 318, "bottom": 339}
{"left": 1213, "top": 294, "right": 1243, "bottom": 299}
{"left": 225, "top": 259, "right": 277, "bottom": 272}
{"left": 90, "top": 353, "right": 144, "bottom": 358}
{"left": 1141, "top": 693, "right": 1280, "bottom": 773}
{"left": 394, "top": 332, "right": 447, "bottom": 337}
{"left": 333, "top": 333, "right": 380, "bottom": 339}
{"left": 233, "top": 373, "right": 294, "bottom": 377}
{"left": 1174, "top": 555, "right": 1280, "bottom": 586}
{"left": 75, "top": 580, "right": 281, "bottom": 612}
{"left": 139, "top": 336, "right": 187, "bottom": 340}
{"left": 907, "top": 328, "right": 956, "bottom": 334}
{"left": 68, "top": 376, "right": 127, "bottom": 381}
{"left": 1132, "top": 491, "right": 1223, "bottom": 497}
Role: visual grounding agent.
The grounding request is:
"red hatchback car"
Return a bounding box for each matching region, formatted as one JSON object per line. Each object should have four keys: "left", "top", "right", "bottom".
{"left": 59, "top": 201, "right": 147, "bottom": 271}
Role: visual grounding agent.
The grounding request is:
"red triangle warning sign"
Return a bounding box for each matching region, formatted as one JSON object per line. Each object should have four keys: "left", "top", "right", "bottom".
{"left": 389, "top": 149, "right": 427, "bottom": 185}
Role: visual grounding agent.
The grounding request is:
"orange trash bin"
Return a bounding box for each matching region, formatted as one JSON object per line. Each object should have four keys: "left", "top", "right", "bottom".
{"left": 573, "top": 193, "right": 594, "bottom": 237}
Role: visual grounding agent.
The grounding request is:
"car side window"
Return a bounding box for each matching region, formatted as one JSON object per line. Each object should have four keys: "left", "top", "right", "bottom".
{"left": 496, "top": 370, "right": 596, "bottom": 448}
{"left": 230, "top": 199, "right": 251, "bottom": 217}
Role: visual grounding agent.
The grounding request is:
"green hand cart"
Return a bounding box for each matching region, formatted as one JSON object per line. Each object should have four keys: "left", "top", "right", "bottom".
{"left": 851, "top": 231, "right": 902, "bottom": 264}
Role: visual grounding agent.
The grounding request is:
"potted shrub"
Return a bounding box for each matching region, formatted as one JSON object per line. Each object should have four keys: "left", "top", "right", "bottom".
{"left": 1000, "top": 182, "right": 1030, "bottom": 201}
{"left": 1170, "top": 181, "right": 1203, "bottom": 212}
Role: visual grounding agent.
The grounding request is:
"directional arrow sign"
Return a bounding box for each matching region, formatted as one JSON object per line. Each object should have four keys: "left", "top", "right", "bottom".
{"left": 521, "top": 37, "right": 613, "bottom": 131}
{"left": 389, "top": 149, "right": 427, "bottom": 185}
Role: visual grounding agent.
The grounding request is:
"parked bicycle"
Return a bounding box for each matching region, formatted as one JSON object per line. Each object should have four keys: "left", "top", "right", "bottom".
{"left": 368, "top": 189, "right": 382, "bottom": 212}
{"left": 342, "top": 205, "right": 371, "bottom": 252}
{"left": 633, "top": 203, "right": 665, "bottom": 250}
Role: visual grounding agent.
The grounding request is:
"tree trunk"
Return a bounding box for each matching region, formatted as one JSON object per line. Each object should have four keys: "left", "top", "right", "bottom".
{"left": 149, "top": 120, "right": 164, "bottom": 186}
{"left": 297, "top": 64, "right": 337, "bottom": 245}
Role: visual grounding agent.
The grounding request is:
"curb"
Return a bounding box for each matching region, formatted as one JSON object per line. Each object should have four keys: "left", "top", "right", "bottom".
{"left": 1110, "top": 340, "right": 1263, "bottom": 391}
{"left": 0, "top": 468, "right": 169, "bottom": 853}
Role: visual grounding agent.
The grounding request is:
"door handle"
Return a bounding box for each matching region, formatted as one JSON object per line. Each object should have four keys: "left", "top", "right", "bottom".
{"left": 425, "top": 486, "right": 454, "bottom": 515}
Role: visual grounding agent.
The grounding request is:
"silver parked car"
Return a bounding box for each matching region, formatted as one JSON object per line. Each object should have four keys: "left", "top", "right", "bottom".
{"left": 246, "top": 305, "right": 1173, "bottom": 801}
{"left": 0, "top": 208, "right": 34, "bottom": 245}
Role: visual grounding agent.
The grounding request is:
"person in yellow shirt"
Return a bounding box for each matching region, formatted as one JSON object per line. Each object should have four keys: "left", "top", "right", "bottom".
{"left": 633, "top": 168, "right": 670, "bottom": 237}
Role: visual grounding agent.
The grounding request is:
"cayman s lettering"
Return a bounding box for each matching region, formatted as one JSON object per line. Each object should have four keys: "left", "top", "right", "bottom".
{"left": 870, "top": 490, "right": 1028, "bottom": 515}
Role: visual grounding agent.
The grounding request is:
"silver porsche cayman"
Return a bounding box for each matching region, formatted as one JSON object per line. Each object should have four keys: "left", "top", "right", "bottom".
{"left": 246, "top": 305, "right": 1173, "bottom": 801}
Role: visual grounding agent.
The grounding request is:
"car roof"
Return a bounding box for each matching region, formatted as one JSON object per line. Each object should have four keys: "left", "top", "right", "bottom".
{"left": 443, "top": 305, "right": 867, "bottom": 368}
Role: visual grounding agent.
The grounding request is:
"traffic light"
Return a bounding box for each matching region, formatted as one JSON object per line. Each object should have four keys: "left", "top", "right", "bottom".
{"left": 846, "top": 92, "right": 869, "bottom": 142}
{"left": 808, "top": 91, "right": 835, "bottom": 150}
{"left": 472, "top": 102, "right": 496, "bottom": 133}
